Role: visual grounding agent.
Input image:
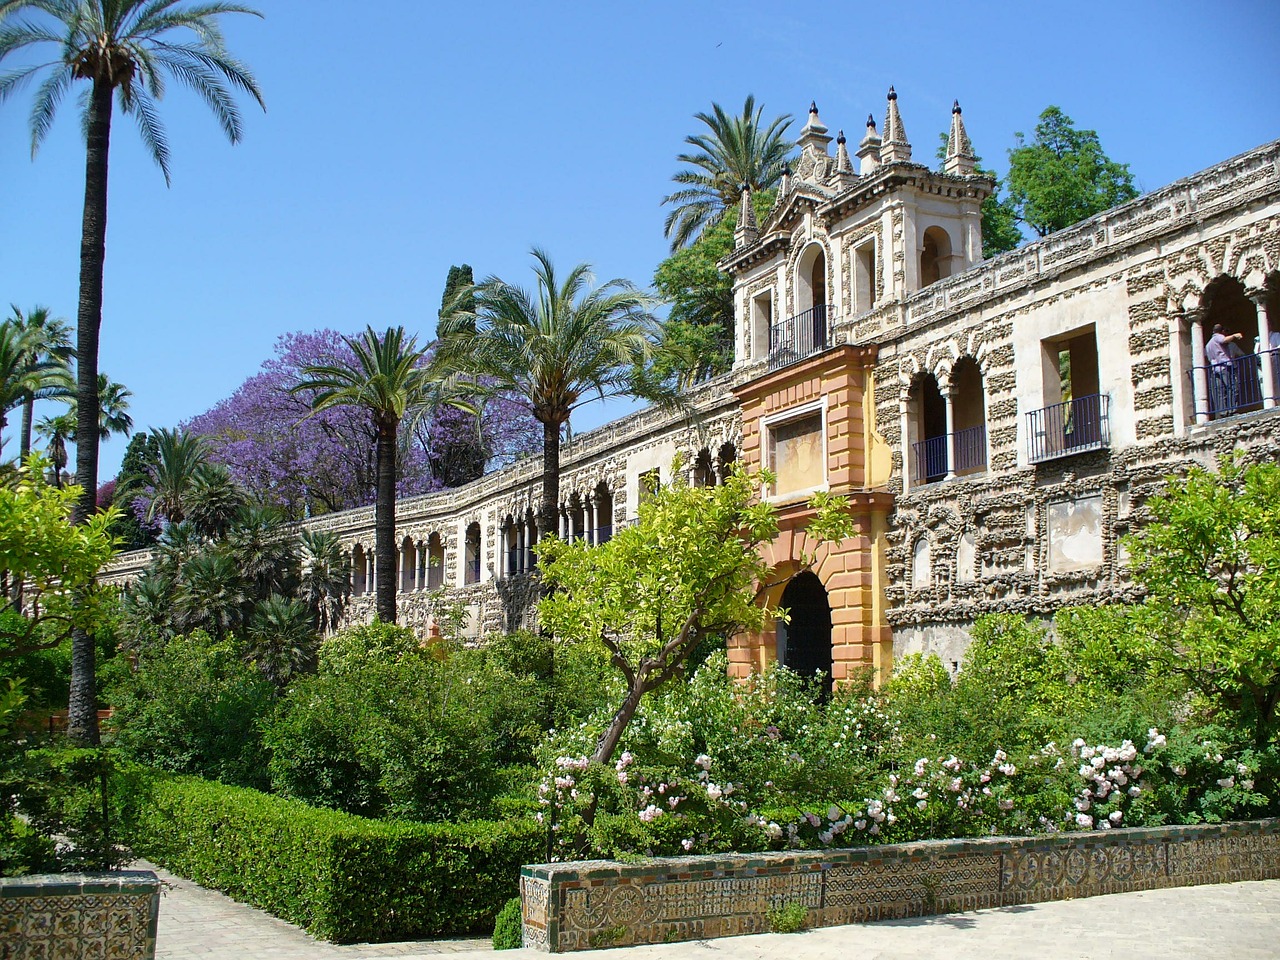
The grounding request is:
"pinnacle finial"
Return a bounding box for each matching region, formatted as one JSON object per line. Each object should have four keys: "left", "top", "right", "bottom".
{"left": 887, "top": 85, "right": 897, "bottom": 100}
{"left": 945, "top": 98, "right": 976, "bottom": 176}
{"left": 866, "top": 113, "right": 876, "bottom": 128}
{"left": 880, "top": 85, "right": 911, "bottom": 163}
{"left": 837, "top": 129, "right": 846, "bottom": 145}
{"left": 809, "top": 100, "right": 818, "bottom": 114}
{"left": 953, "top": 99, "right": 962, "bottom": 114}
{"left": 734, "top": 182, "right": 759, "bottom": 248}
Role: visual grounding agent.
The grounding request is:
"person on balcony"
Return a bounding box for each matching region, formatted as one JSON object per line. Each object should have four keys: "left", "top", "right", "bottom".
{"left": 1206, "top": 323, "right": 1244, "bottom": 416}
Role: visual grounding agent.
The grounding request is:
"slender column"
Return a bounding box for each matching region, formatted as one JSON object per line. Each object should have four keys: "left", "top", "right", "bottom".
{"left": 568, "top": 501, "right": 577, "bottom": 541}
{"left": 944, "top": 383, "right": 957, "bottom": 481}
{"left": 1189, "top": 311, "right": 1209, "bottom": 425}
{"left": 1250, "top": 292, "right": 1276, "bottom": 409}
{"left": 899, "top": 399, "right": 912, "bottom": 495}
{"left": 516, "top": 523, "right": 526, "bottom": 573}
{"left": 586, "top": 498, "right": 596, "bottom": 546}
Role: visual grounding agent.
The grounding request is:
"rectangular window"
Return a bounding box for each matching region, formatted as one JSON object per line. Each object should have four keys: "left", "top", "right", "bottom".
{"left": 767, "top": 410, "right": 825, "bottom": 498}
{"left": 854, "top": 240, "right": 876, "bottom": 314}
{"left": 751, "top": 291, "right": 773, "bottom": 361}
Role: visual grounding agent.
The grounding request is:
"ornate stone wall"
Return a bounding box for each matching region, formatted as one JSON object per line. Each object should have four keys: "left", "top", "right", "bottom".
{"left": 520, "top": 819, "right": 1280, "bottom": 952}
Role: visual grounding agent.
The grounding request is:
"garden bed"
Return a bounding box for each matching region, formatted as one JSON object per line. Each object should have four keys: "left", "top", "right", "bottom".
{"left": 520, "top": 818, "right": 1280, "bottom": 951}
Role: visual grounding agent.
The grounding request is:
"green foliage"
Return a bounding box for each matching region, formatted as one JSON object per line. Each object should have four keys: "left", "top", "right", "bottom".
{"left": 6, "top": 748, "right": 147, "bottom": 873}
{"left": 0, "top": 457, "right": 118, "bottom": 658}
{"left": 1125, "top": 456, "right": 1280, "bottom": 748}
{"left": 134, "top": 774, "right": 541, "bottom": 943}
{"left": 767, "top": 902, "right": 808, "bottom": 933}
{"left": 108, "top": 430, "right": 159, "bottom": 549}
{"left": 265, "top": 630, "right": 547, "bottom": 821}
{"left": 652, "top": 190, "right": 775, "bottom": 385}
{"left": 1005, "top": 106, "right": 1138, "bottom": 237}
{"left": 492, "top": 896, "right": 523, "bottom": 950}
{"left": 108, "top": 632, "right": 275, "bottom": 789}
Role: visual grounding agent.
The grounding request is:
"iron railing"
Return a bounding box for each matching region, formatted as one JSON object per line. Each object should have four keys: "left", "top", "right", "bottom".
{"left": 1191, "top": 348, "right": 1277, "bottom": 420}
{"left": 768, "top": 304, "right": 833, "bottom": 371}
{"left": 465, "top": 559, "right": 480, "bottom": 584}
{"left": 910, "top": 424, "right": 988, "bottom": 485}
{"left": 1027, "top": 393, "right": 1110, "bottom": 463}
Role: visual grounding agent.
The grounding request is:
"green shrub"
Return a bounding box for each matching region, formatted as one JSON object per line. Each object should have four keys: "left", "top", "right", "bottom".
{"left": 767, "top": 902, "right": 808, "bottom": 933}
{"left": 492, "top": 896, "right": 523, "bottom": 949}
{"left": 133, "top": 773, "right": 541, "bottom": 943}
{"left": 107, "top": 631, "right": 275, "bottom": 788}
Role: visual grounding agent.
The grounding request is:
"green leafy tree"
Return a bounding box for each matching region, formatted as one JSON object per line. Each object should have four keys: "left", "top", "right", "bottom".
{"left": 1005, "top": 106, "right": 1138, "bottom": 238}
{"left": 106, "top": 430, "right": 159, "bottom": 549}
{"left": 653, "top": 189, "right": 774, "bottom": 385}
{"left": 0, "top": 320, "right": 73, "bottom": 449}
{"left": 0, "top": 0, "right": 265, "bottom": 744}
{"left": 36, "top": 374, "right": 133, "bottom": 486}
{"left": 292, "top": 326, "right": 436, "bottom": 624}
{"left": 537, "top": 467, "right": 855, "bottom": 770}
{"left": 434, "top": 249, "right": 663, "bottom": 541}
{"left": 1125, "top": 457, "right": 1280, "bottom": 749}
{"left": 145, "top": 428, "right": 209, "bottom": 527}
{"left": 0, "top": 458, "right": 116, "bottom": 658}
{"left": 661, "top": 96, "right": 793, "bottom": 250}
{"left": 244, "top": 594, "right": 317, "bottom": 689}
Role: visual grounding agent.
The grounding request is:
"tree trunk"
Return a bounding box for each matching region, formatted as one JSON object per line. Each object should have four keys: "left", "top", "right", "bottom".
{"left": 19, "top": 396, "right": 33, "bottom": 460}
{"left": 540, "top": 419, "right": 561, "bottom": 542}
{"left": 591, "top": 676, "right": 648, "bottom": 767}
{"left": 374, "top": 417, "right": 398, "bottom": 624}
{"left": 68, "top": 77, "right": 113, "bottom": 747}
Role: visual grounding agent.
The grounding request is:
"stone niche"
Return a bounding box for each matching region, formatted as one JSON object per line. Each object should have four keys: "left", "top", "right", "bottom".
{"left": 0, "top": 871, "right": 161, "bottom": 960}
{"left": 1047, "top": 495, "right": 1103, "bottom": 572}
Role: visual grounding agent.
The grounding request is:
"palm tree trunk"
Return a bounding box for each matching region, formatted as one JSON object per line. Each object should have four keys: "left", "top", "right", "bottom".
{"left": 540, "top": 419, "right": 560, "bottom": 541}
{"left": 374, "top": 418, "right": 398, "bottom": 624}
{"left": 19, "top": 396, "right": 34, "bottom": 460}
{"left": 67, "top": 76, "right": 113, "bottom": 747}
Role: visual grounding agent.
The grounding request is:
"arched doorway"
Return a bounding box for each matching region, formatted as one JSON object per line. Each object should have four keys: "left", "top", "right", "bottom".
{"left": 776, "top": 571, "right": 833, "bottom": 694}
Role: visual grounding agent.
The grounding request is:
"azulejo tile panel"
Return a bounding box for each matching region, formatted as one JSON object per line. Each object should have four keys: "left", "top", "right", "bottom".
{"left": 521, "top": 820, "right": 1280, "bottom": 952}
{"left": 0, "top": 873, "right": 160, "bottom": 960}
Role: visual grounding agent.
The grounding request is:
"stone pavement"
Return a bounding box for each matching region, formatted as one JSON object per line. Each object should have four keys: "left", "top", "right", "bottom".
{"left": 148, "top": 860, "right": 1280, "bottom": 960}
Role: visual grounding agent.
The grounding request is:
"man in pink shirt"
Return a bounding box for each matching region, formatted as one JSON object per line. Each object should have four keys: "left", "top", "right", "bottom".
{"left": 1206, "top": 323, "right": 1244, "bottom": 415}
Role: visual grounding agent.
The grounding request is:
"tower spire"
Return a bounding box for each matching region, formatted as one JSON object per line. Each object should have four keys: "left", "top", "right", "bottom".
{"left": 835, "top": 129, "right": 854, "bottom": 176}
{"left": 944, "top": 99, "right": 977, "bottom": 176}
{"left": 734, "top": 183, "right": 759, "bottom": 249}
{"left": 879, "top": 86, "right": 912, "bottom": 164}
{"left": 857, "top": 113, "right": 881, "bottom": 176}
{"left": 797, "top": 100, "right": 832, "bottom": 156}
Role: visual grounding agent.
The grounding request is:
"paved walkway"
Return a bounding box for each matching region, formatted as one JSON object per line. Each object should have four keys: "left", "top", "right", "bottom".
{"left": 148, "top": 861, "right": 1280, "bottom": 960}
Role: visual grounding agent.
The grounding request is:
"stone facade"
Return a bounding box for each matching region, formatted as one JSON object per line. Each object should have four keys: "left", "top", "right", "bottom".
{"left": 0, "top": 871, "right": 161, "bottom": 960}
{"left": 100, "top": 89, "right": 1280, "bottom": 680}
{"left": 519, "top": 819, "right": 1280, "bottom": 952}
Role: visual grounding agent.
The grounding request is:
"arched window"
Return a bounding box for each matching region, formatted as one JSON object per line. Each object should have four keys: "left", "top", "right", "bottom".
{"left": 907, "top": 372, "right": 948, "bottom": 484}
{"left": 464, "top": 523, "right": 481, "bottom": 584}
{"left": 717, "top": 442, "right": 738, "bottom": 482}
{"left": 692, "top": 448, "right": 715, "bottom": 488}
{"left": 1200, "top": 275, "right": 1263, "bottom": 418}
{"left": 776, "top": 572, "right": 833, "bottom": 696}
{"left": 503, "top": 517, "right": 519, "bottom": 577}
{"left": 352, "top": 544, "right": 367, "bottom": 596}
{"left": 567, "top": 493, "right": 586, "bottom": 541}
{"left": 919, "top": 226, "right": 953, "bottom": 287}
{"left": 594, "top": 483, "right": 614, "bottom": 544}
{"left": 912, "top": 537, "right": 932, "bottom": 590}
{"left": 426, "top": 533, "right": 445, "bottom": 590}
{"left": 951, "top": 357, "right": 987, "bottom": 476}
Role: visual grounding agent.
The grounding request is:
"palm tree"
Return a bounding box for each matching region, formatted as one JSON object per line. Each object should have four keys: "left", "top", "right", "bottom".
{"left": 8, "top": 305, "right": 73, "bottom": 457}
{"left": 298, "top": 529, "right": 352, "bottom": 635}
{"left": 183, "top": 463, "right": 246, "bottom": 540}
{"left": 172, "top": 549, "right": 250, "bottom": 641}
{"left": 434, "top": 249, "right": 662, "bottom": 547}
{"left": 91, "top": 373, "right": 132, "bottom": 441}
{"left": 292, "top": 326, "right": 436, "bottom": 624}
{"left": 244, "top": 594, "right": 317, "bottom": 689}
{"left": 0, "top": 321, "right": 74, "bottom": 449}
{"left": 661, "top": 96, "right": 794, "bottom": 250}
{"left": 0, "top": 1, "right": 264, "bottom": 743}
{"left": 35, "top": 410, "right": 76, "bottom": 486}
{"left": 145, "top": 428, "right": 208, "bottom": 526}
{"left": 224, "top": 504, "right": 296, "bottom": 600}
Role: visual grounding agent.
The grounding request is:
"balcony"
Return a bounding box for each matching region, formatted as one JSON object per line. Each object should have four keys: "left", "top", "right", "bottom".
{"left": 1191, "top": 348, "right": 1278, "bottom": 421}
{"left": 768, "top": 304, "right": 833, "bottom": 371}
{"left": 1027, "top": 394, "right": 1110, "bottom": 464}
{"left": 910, "top": 425, "right": 987, "bottom": 485}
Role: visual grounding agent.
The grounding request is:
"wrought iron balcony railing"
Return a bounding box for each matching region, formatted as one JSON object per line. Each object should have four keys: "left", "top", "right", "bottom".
{"left": 910, "top": 424, "right": 988, "bottom": 485}
{"left": 1027, "top": 393, "right": 1110, "bottom": 464}
{"left": 768, "top": 304, "right": 833, "bottom": 371}
{"left": 1191, "top": 348, "right": 1277, "bottom": 420}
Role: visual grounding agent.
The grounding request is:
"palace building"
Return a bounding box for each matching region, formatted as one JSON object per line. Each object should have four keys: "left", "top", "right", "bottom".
{"left": 103, "top": 90, "right": 1280, "bottom": 684}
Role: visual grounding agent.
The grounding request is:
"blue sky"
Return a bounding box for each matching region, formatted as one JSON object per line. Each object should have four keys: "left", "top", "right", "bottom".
{"left": 3, "top": 0, "right": 1278, "bottom": 482}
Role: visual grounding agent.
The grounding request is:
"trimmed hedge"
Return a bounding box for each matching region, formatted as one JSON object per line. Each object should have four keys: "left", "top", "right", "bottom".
{"left": 134, "top": 774, "right": 540, "bottom": 943}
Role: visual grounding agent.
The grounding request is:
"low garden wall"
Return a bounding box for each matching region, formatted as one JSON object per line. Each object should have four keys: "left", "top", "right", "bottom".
{"left": 0, "top": 870, "right": 161, "bottom": 960}
{"left": 520, "top": 818, "right": 1280, "bottom": 951}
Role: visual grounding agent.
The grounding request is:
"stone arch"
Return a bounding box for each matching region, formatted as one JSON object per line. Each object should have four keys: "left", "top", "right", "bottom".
{"left": 426, "top": 532, "right": 445, "bottom": 590}
{"left": 717, "top": 441, "right": 738, "bottom": 482}
{"left": 593, "top": 481, "right": 615, "bottom": 543}
{"left": 793, "top": 241, "right": 831, "bottom": 337}
{"left": 951, "top": 356, "right": 988, "bottom": 476}
{"left": 776, "top": 571, "right": 833, "bottom": 695}
{"left": 352, "top": 543, "right": 369, "bottom": 596}
{"left": 906, "top": 370, "right": 948, "bottom": 485}
{"left": 691, "top": 447, "right": 715, "bottom": 487}
{"left": 399, "top": 536, "right": 416, "bottom": 593}
{"left": 1201, "top": 275, "right": 1261, "bottom": 417}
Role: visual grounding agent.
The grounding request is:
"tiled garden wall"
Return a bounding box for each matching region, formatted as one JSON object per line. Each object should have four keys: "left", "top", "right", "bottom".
{"left": 520, "top": 819, "right": 1280, "bottom": 951}
{"left": 0, "top": 871, "right": 161, "bottom": 960}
